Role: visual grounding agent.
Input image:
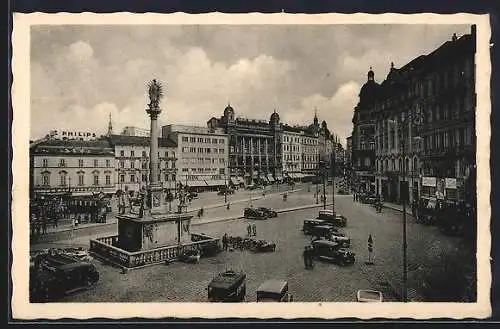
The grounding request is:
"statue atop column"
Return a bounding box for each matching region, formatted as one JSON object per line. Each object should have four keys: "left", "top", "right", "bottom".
{"left": 147, "top": 79, "right": 164, "bottom": 110}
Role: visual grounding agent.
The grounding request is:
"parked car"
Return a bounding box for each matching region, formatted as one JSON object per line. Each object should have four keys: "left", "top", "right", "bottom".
{"left": 311, "top": 239, "right": 355, "bottom": 266}
{"left": 178, "top": 249, "right": 201, "bottom": 263}
{"left": 256, "top": 280, "right": 293, "bottom": 302}
{"left": 244, "top": 207, "right": 268, "bottom": 220}
{"left": 302, "top": 219, "right": 329, "bottom": 234}
{"left": 257, "top": 207, "right": 278, "bottom": 218}
{"left": 338, "top": 189, "right": 349, "bottom": 195}
{"left": 357, "top": 289, "right": 383, "bottom": 302}
{"left": 208, "top": 270, "right": 246, "bottom": 302}
{"left": 30, "top": 261, "right": 100, "bottom": 302}
{"left": 188, "top": 191, "right": 199, "bottom": 199}
{"left": 317, "top": 210, "right": 347, "bottom": 227}
{"left": 308, "top": 224, "right": 338, "bottom": 239}
{"left": 329, "top": 231, "right": 351, "bottom": 248}
{"left": 246, "top": 184, "right": 257, "bottom": 190}
{"left": 251, "top": 240, "right": 277, "bottom": 253}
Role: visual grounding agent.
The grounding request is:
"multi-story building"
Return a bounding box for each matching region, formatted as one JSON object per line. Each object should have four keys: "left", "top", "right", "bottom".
{"left": 300, "top": 130, "right": 320, "bottom": 178}
{"left": 162, "top": 124, "right": 229, "bottom": 192}
{"left": 31, "top": 137, "right": 116, "bottom": 197}
{"left": 207, "top": 105, "right": 282, "bottom": 185}
{"left": 108, "top": 134, "right": 177, "bottom": 194}
{"left": 281, "top": 125, "right": 303, "bottom": 180}
{"left": 121, "top": 126, "right": 151, "bottom": 137}
{"left": 372, "top": 26, "right": 476, "bottom": 205}
{"left": 351, "top": 68, "right": 377, "bottom": 194}
{"left": 419, "top": 27, "right": 476, "bottom": 204}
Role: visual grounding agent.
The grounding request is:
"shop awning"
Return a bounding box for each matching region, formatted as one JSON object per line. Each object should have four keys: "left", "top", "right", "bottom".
{"left": 237, "top": 176, "right": 245, "bottom": 183}
{"left": 186, "top": 180, "right": 208, "bottom": 187}
{"left": 230, "top": 177, "right": 239, "bottom": 185}
{"left": 206, "top": 180, "right": 226, "bottom": 186}
{"left": 267, "top": 174, "right": 275, "bottom": 182}
{"left": 295, "top": 173, "right": 305, "bottom": 178}
{"left": 289, "top": 173, "right": 297, "bottom": 179}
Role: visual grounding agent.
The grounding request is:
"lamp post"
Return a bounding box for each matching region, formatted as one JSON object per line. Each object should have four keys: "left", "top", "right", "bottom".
{"left": 331, "top": 147, "right": 336, "bottom": 215}
{"left": 316, "top": 156, "right": 319, "bottom": 204}
{"left": 224, "top": 173, "right": 228, "bottom": 204}
{"left": 388, "top": 111, "right": 423, "bottom": 303}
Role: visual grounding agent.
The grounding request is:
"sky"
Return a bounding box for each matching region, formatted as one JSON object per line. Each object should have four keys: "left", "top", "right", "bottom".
{"left": 30, "top": 24, "right": 471, "bottom": 144}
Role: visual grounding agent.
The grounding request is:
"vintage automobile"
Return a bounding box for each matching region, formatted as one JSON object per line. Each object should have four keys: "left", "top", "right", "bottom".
{"left": 30, "top": 261, "right": 100, "bottom": 302}
{"left": 311, "top": 239, "right": 355, "bottom": 266}
{"left": 329, "top": 231, "right": 351, "bottom": 248}
{"left": 178, "top": 249, "right": 201, "bottom": 263}
{"left": 245, "top": 184, "right": 258, "bottom": 190}
{"left": 317, "top": 210, "right": 348, "bottom": 227}
{"left": 208, "top": 270, "right": 246, "bottom": 302}
{"left": 302, "top": 219, "right": 329, "bottom": 234}
{"left": 244, "top": 207, "right": 268, "bottom": 220}
{"left": 251, "top": 240, "right": 277, "bottom": 253}
{"left": 357, "top": 289, "right": 384, "bottom": 302}
{"left": 308, "top": 224, "right": 338, "bottom": 239}
{"left": 256, "top": 280, "right": 293, "bottom": 302}
{"left": 257, "top": 207, "right": 278, "bottom": 218}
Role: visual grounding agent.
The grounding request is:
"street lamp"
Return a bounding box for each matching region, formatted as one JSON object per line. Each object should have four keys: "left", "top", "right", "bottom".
{"left": 224, "top": 172, "right": 228, "bottom": 204}
{"left": 331, "top": 147, "right": 336, "bottom": 215}
{"left": 388, "top": 111, "right": 423, "bottom": 302}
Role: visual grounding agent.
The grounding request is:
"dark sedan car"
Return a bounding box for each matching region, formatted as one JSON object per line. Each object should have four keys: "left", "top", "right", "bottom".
{"left": 257, "top": 207, "right": 278, "bottom": 218}
{"left": 243, "top": 207, "right": 268, "bottom": 219}
{"left": 311, "top": 239, "right": 355, "bottom": 266}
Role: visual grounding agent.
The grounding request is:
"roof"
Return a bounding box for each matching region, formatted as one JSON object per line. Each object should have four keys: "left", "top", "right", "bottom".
{"left": 32, "top": 138, "right": 115, "bottom": 156}
{"left": 257, "top": 280, "right": 288, "bottom": 294}
{"left": 208, "top": 270, "right": 246, "bottom": 289}
{"left": 108, "top": 134, "right": 177, "bottom": 148}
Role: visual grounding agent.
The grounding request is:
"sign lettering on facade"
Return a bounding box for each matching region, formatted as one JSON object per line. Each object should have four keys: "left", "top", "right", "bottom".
{"left": 422, "top": 177, "right": 437, "bottom": 187}
{"left": 445, "top": 178, "right": 457, "bottom": 189}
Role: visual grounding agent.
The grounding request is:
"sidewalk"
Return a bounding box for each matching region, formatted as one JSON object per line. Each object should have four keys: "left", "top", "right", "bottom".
{"left": 31, "top": 187, "right": 305, "bottom": 244}
{"left": 382, "top": 202, "right": 414, "bottom": 216}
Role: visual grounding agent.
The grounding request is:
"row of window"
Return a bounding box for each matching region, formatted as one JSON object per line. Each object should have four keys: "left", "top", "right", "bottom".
{"left": 41, "top": 173, "right": 111, "bottom": 187}
{"left": 181, "top": 168, "right": 225, "bottom": 174}
{"left": 42, "top": 159, "right": 112, "bottom": 168}
{"left": 424, "top": 127, "right": 473, "bottom": 151}
{"left": 181, "top": 158, "right": 226, "bottom": 165}
{"left": 119, "top": 173, "right": 177, "bottom": 183}
{"left": 181, "top": 147, "right": 225, "bottom": 154}
{"left": 119, "top": 160, "right": 176, "bottom": 169}
{"left": 283, "top": 144, "right": 300, "bottom": 152}
{"left": 118, "top": 150, "right": 176, "bottom": 158}
{"left": 181, "top": 136, "right": 225, "bottom": 144}
{"left": 375, "top": 157, "right": 419, "bottom": 173}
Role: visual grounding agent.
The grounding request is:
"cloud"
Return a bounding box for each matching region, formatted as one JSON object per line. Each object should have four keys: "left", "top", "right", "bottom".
{"left": 29, "top": 24, "right": 472, "bottom": 142}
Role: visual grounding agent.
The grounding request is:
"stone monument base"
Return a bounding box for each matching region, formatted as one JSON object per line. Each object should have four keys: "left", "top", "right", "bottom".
{"left": 117, "top": 212, "right": 193, "bottom": 252}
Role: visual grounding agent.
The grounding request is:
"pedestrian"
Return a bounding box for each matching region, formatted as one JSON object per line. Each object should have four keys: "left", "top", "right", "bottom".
{"left": 222, "top": 233, "right": 228, "bottom": 251}
{"left": 353, "top": 193, "right": 356, "bottom": 202}
{"left": 247, "top": 224, "right": 252, "bottom": 236}
{"left": 252, "top": 224, "right": 257, "bottom": 236}
{"left": 42, "top": 217, "right": 47, "bottom": 235}
{"left": 308, "top": 246, "right": 315, "bottom": 269}
{"left": 227, "top": 202, "right": 230, "bottom": 210}
{"left": 303, "top": 246, "right": 309, "bottom": 269}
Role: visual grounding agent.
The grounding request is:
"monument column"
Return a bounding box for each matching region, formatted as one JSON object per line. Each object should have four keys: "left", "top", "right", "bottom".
{"left": 146, "top": 79, "right": 165, "bottom": 213}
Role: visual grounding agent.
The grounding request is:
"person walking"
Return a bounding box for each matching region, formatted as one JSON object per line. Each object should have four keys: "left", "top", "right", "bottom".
{"left": 308, "top": 246, "right": 315, "bottom": 269}
{"left": 303, "top": 246, "right": 309, "bottom": 269}
{"left": 252, "top": 224, "right": 257, "bottom": 236}
{"left": 222, "top": 233, "right": 228, "bottom": 251}
{"left": 227, "top": 202, "right": 230, "bottom": 210}
{"left": 247, "top": 224, "right": 252, "bottom": 236}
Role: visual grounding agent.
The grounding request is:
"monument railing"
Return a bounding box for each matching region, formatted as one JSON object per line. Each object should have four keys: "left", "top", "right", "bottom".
{"left": 90, "top": 233, "right": 220, "bottom": 269}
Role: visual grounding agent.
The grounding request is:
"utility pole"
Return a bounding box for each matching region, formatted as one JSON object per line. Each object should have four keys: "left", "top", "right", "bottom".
{"left": 331, "top": 149, "right": 336, "bottom": 215}
{"left": 401, "top": 120, "right": 408, "bottom": 303}
{"left": 322, "top": 160, "right": 326, "bottom": 210}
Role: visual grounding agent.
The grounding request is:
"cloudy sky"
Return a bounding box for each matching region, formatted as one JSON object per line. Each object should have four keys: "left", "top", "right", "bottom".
{"left": 30, "top": 24, "right": 471, "bottom": 143}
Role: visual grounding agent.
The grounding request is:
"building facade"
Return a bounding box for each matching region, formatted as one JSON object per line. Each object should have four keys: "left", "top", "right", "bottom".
{"left": 372, "top": 26, "right": 476, "bottom": 205}
{"left": 351, "top": 68, "right": 378, "bottom": 193}
{"left": 121, "top": 126, "right": 151, "bottom": 137}
{"left": 31, "top": 138, "right": 116, "bottom": 197}
{"left": 162, "top": 124, "right": 229, "bottom": 191}
{"left": 281, "top": 125, "right": 303, "bottom": 180}
{"left": 207, "top": 105, "right": 282, "bottom": 186}
{"left": 108, "top": 135, "right": 177, "bottom": 194}
{"left": 300, "top": 130, "right": 320, "bottom": 177}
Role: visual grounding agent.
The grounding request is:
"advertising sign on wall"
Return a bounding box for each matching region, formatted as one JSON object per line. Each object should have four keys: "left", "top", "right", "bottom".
{"left": 422, "top": 177, "right": 437, "bottom": 187}
{"left": 445, "top": 178, "right": 457, "bottom": 189}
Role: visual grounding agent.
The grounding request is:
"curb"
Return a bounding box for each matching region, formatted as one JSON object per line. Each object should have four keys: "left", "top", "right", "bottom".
{"left": 382, "top": 204, "right": 414, "bottom": 216}
{"left": 192, "top": 202, "right": 334, "bottom": 226}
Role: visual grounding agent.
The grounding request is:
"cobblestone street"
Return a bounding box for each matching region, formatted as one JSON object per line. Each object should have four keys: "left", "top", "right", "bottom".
{"left": 53, "top": 187, "right": 473, "bottom": 303}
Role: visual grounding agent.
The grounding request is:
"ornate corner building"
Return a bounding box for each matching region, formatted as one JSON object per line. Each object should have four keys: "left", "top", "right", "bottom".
{"left": 352, "top": 25, "right": 476, "bottom": 206}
